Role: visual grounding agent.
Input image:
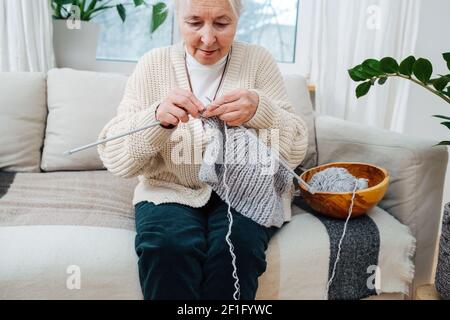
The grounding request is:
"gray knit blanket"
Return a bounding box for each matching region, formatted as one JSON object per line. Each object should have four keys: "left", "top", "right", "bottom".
{"left": 198, "top": 117, "right": 293, "bottom": 228}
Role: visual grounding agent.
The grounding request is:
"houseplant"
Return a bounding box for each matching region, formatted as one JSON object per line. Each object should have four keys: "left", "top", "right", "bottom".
{"left": 348, "top": 52, "right": 450, "bottom": 299}
{"left": 50, "top": 0, "right": 168, "bottom": 34}
{"left": 50, "top": 0, "right": 168, "bottom": 69}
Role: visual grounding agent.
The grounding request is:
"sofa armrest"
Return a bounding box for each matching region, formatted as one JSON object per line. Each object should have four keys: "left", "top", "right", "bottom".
{"left": 315, "top": 115, "right": 448, "bottom": 292}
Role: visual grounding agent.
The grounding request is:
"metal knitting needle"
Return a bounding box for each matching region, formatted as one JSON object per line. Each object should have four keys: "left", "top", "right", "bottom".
{"left": 64, "top": 102, "right": 210, "bottom": 156}
{"left": 63, "top": 120, "right": 162, "bottom": 156}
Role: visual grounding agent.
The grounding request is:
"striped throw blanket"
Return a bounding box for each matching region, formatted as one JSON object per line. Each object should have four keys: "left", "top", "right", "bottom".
{"left": 256, "top": 197, "right": 416, "bottom": 300}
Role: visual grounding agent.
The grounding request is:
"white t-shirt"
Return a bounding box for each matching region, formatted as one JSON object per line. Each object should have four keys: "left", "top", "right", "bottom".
{"left": 185, "top": 48, "right": 228, "bottom": 107}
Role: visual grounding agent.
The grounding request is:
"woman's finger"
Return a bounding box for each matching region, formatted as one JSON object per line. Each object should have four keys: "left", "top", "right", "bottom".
{"left": 168, "top": 104, "right": 189, "bottom": 123}
{"left": 171, "top": 94, "right": 201, "bottom": 118}
{"left": 207, "top": 93, "right": 240, "bottom": 113}
{"left": 218, "top": 111, "right": 242, "bottom": 124}
{"left": 158, "top": 112, "right": 179, "bottom": 127}
{"left": 204, "top": 101, "right": 241, "bottom": 117}
{"left": 174, "top": 89, "right": 205, "bottom": 115}
{"left": 211, "top": 90, "right": 241, "bottom": 107}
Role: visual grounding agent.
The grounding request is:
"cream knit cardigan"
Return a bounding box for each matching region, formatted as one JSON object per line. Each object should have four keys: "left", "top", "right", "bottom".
{"left": 98, "top": 41, "right": 309, "bottom": 219}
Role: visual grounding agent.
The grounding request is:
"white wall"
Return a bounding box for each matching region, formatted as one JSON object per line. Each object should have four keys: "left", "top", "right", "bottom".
{"left": 402, "top": 0, "right": 450, "bottom": 206}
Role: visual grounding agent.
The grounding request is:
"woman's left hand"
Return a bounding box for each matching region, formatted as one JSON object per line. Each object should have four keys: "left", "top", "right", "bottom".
{"left": 203, "top": 89, "right": 259, "bottom": 126}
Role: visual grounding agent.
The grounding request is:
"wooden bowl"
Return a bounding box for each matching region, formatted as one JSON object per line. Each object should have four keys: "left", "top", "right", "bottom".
{"left": 299, "top": 162, "right": 389, "bottom": 219}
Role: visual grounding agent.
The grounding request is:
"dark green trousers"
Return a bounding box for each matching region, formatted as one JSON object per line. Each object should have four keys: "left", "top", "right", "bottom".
{"left": 134, "top": 191, "right": 279, "bottom": 300}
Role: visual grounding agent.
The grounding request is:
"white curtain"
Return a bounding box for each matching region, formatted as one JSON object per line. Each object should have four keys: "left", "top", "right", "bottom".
{"left": 298, "top": 0, "right": 421, "bottom": 132}
{"left": 0, "top": 0, "right": 55, "bottom": 72}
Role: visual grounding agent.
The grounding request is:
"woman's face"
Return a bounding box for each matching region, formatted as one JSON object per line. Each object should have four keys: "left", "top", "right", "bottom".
{"left": 178, "top": 0, "right": 238, "bottom": 65}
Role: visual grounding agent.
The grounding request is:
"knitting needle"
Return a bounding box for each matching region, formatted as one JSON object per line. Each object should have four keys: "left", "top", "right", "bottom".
{"left": 63, "top": 120, "right": 162, "bottom": 156}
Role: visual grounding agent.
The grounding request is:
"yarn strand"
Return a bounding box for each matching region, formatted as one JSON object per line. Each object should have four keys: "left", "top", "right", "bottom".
{"left": 223, "top": 124, "right": 241, "bottom": 300}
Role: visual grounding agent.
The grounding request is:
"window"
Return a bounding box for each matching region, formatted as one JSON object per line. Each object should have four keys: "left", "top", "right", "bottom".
{"left": 236, "top": 0, "right": 299, "bottom": 63}
{"left": 94, "top": 0, "right": 299, "bottom": 63}
{"left": 94, "top": 2, "right": 175, "bottom": 62}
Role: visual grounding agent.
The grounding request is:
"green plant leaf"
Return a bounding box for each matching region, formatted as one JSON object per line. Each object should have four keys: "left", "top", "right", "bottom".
{"left": 441, "top": 121, "right": 450, "bottom": 130}
{"left": 116, "top": 4, "right": 126, "bottom": 22}
{"left": 53, "top": 0, "right": 74, "bottom": 5}
{"left": 51, "top": 0, "right": 74, "bottom": 18}
{"left": 432, "top": 76, "right": 450, "bottom": 91}
{"left": 413, "top": 58, "right": 433, "bottom": 84}
{"left": 348, "top": 68, "right": 366, "bottom": 82}
{"left": 79, "top": 0, "right": 87, "bottom": 13}
{"left": 379, "top": 57, "right": 399, "bottom": 73}
{"left": 348, "top": 65, "right": 374, "bottom": 81}
{"left": 87, "top": 0, "right": 97, "bottom": 12}
{"left": 443, "top": 52, "right": 450, "bottom": 70}
{"left": 356, "top": 81, "right": 372, "bottom": 98}
{"left": 134, "top": 0, "right": 145, "bottom": 6}
{"left": 362, "top": 59, "right": 384, "bottom": 76}
{"left": 378, "top": 77, "right": 388, "bottom": 85}
{"left": 433, "top": 115, "right": 450, "bottom": 120}
{"left": 399, "top": 56, "right": 416, "bottom": 77}
{"left": 151, "top": 2, "right": 168, "bottom": 33}
{"left": 435, "top": 141, "right": 450, "bottom": 146}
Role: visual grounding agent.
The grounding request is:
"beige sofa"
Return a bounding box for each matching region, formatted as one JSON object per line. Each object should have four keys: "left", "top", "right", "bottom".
{"left": 0, "top": 69, "right": 447, "bottom": 300}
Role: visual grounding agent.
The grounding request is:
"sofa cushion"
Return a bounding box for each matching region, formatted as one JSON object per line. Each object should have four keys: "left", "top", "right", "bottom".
{"left": 41, "top": 68, "right": 128, "bottom": 171}
{"left": 0, "top": 72, "right": 47, "bottom": 172}
{"left": 0, "top": 171, "right": 414, "bottom": 299}
{"left": 0, "top": 171, "right": 138, "bottom": 229}
{"left": 283, "top": 74, "right": 317, "bottom": 169}
{"left": 0, "top": 225, "right": 143, "bottom": 299}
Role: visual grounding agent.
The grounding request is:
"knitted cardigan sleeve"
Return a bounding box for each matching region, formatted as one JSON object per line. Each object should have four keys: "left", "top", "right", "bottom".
{"left": 97, "top": 51, "right": 175, "bottom": 178}
{"left": 244, "top": 46, "right": 309, "bottom": 169}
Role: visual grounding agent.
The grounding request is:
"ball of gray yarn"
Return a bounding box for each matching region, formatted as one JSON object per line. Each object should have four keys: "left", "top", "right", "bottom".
{"left": 309, "top": 167, "right": 369, "bottom": 192}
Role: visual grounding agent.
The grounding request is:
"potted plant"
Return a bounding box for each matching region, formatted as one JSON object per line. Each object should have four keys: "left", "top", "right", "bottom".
{"left": 348, "top": 52, "right": 450, "bottom": 299}
{"left": 50, "top": 0, "right": 168, "bottom": 69}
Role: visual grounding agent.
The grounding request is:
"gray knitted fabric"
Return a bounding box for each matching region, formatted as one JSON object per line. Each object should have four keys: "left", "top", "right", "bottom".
{"left": 199, "top": 117, "right": 293, "bottom": 228}
{"left": 435, "top": 202, "right": 450, "bottom": 299}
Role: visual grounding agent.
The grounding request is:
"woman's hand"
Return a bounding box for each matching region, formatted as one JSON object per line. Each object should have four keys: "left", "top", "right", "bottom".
{"left": 203, "top": 89, "right": 259, "bottom": 127}
{"left": 155, "top": 88, "right": 205, "bottom": 127}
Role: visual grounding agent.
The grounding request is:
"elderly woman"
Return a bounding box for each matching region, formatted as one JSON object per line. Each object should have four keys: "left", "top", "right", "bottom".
{"left": 98, "top": 0, "right": 308, "bottom": 300}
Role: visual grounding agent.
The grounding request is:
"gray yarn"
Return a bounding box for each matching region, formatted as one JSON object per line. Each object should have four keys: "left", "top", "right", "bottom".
{"left": 199, "top": 117, "right": 293, "bottom": 228}
{"left": 309, "top": 167, "right": 368, "bottom": 192}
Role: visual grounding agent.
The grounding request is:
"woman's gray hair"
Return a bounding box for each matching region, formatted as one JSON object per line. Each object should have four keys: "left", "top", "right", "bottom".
{"left": 174, "top": 0, "right": 243, "bottom": 19}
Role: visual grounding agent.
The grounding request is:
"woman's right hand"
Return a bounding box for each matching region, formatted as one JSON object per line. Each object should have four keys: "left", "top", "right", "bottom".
{"left": 155, "top": 88, "right": 205, "bottom": 128}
